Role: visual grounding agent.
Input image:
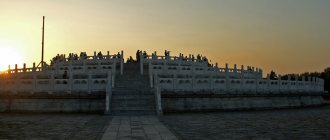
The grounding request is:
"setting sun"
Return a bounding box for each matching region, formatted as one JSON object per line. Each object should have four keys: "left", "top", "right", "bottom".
{"left": 0, "top": 40, "right": 23, "bottom": 71}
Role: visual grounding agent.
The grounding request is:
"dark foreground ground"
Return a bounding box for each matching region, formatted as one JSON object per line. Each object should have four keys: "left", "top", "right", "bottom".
{"left": 1, "top": 106, "right": 330, "bottom": 140}
{"left": 160, "top": 106, "right": 330, "bottom": 140}
{"left": 0, "top": 113, "right": 110, "bottom": 140}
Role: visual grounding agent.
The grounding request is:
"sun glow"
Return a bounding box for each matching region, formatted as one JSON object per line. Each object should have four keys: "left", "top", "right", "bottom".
{"left": 0, "top": 40, "right": 24, "bottom": 71}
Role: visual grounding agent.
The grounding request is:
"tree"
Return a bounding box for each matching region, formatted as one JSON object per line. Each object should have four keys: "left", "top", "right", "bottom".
{"left": 323, "top": 67, "right": 330, "bottom": 91}
{"left": 269, "top": 70, "right": 277, "bottom": 80}
{"left": 271, "top": 67, "right": 330, "bottom": 91}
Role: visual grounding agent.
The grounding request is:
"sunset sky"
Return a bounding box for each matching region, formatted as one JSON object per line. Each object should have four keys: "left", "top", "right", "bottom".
{"left": 0, "top": 0, "right": 329, "bottom": 75}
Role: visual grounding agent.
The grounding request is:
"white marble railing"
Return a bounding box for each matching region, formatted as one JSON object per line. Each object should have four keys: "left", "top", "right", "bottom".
{"left": 149, "top": 64, "right": 262, "bottom": 89}
{"left": 139, "top": 53, "right": 324, "bottom": 93}
{"left": 155, "top": 74, "right": 324, "bottom": 93}
{"left": 0, "top": 72, "right": 114, "bottom": 94}
{"left": 4, "top": 51, "right": 124, "bottom": 75}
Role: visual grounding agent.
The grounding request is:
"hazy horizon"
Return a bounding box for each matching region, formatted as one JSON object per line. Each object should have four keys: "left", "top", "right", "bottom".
{"left": 0, "top": 0, "right": 329, "bottom": 75}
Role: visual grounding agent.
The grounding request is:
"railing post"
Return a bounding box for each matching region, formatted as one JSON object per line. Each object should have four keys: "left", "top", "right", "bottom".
{"left": 120, "top": 50, "right": 124, "bottom": 75}
{"left": 15, "top": 64, "right": 18, "bottom": 74}
{"left": 313, "top": 77, "right": 317, "bottom": 91}
{"left": 33, "top": 72, "right": 37, "bottom": 94}
{"left": 301, "top": 76, "right": 304, "bottom": 92}
{"left": 255, "top": 68, "right": 259, "bottom": 94}
{"left": 105, "top": 71, "right": 112, "bottom": 114}
{"left": 140, "top": 53, "right": 143, "bottom": 75}
{"left": 83, "top": 60, "right": 86, "bottom": 73}
{"left": 150, "top": 74, "right": 154, "bottom": 88}
{"left": 7, "top": 65, "right": 11, "bottom": 74}
{"left": 208, "top": 71, "right": 212, "bottom": 91}
{"left": 191, "top": 73, "right": 195, "bottom": 91}
{"left": 51, "top": 72, "right": 55, "bottom": 94}
{"left": 107, "top": 51, "right": 110, "bottom": 59}
{"left": 93, "top": 51, "right": 97, "bottom": 59}
{"left": 225, "top": 63, "right": 229, "bottom": 93}
{"left": 241, "top": 66, "right": 245, "bottom": 94}
{"left": 288, "top": 75, "right": 291, "bottom": 93}
{"left": 173, "top": 74, "right": 177, "bottom": 90}
{"left": 149, "top": 60, "right": 153, "bottom": 88}
{"left": 321, "top": 78, "right": 325, "bottom": 92}
{"left": 33, "top": 63, "right": 36, "bottom": 72}
{"left": 278, "top": 75, "right": 282, "bottom": 93}
{"left": 88, "top": 73, "right": 92, "bottom": 94}
{"left": 69, "top": 71, "right": 73, "bottom": 94}
{"left": 113, "top": 59, "right": 116, "bottom": 87}
{"left": 307, "top": 76, "right": 311, "bottom": 92}
{"left": 267, "top": 74, "right": 270, "bottom": 93}
{"left": 23, "top": 63, "right": 26, "bottom": 73}
{"left": 112, "top": 62, "right": 115, "bottom": 88}
{"left": 295, "top": 75, "right": 299, "bottom": 92}
{"left": 156, "top": 86, "right": 163, "bottom": 116}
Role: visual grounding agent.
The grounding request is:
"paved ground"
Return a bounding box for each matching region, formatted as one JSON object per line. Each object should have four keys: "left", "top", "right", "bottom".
{"left": 101, "top": 116, "right": 178, "bottom": 140}
{"left": 160, "top": 106, "right": 330, "bottom": 140}
{"left": 1, "top": 106, "right": 330, "bottom": 140}
{"left": 0, "top": 113, "right": 110, "bottom": 140}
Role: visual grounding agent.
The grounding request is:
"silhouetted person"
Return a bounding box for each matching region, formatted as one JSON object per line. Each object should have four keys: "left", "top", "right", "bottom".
{"left": 117, "top": 52, "right": 121, "bottom": 58}
{"left": 136, "top": 50, "right": 140, "bottom": 62}
{"left": 74, "top": 54, "right": 78, "bottom": 60}
{"left": 165, "top": 50, "right": 169, "bottom": 56}
{"left": 143, "top": 51, "right": 147, "bottom": 58}
{"left": 203, "top": 57, "right": 208, "bottom": 62}
{"left": 98, "top": 51, "right": 103, "bottom": 59}
{"left": 197, "top": 54, "right": 201, "bottom": 61}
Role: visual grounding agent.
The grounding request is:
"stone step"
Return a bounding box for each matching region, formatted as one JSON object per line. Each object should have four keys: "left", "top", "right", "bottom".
{"left": 112, "top": 93, "right": 153, "bottom": 96}
{"left": 115, "top": 84, "right": 149, "bottom": 88}
{"left": 111, "top": 104, "right": 155, "bottom": 109}
{"left": 111, "top": 99, "right": 155, "bottom": 105}
{"left": 111, "top": 106, "right": 155, "bottom": 110}
{"left": 112, "top": 89, "right": 153, "bottom": 94}
{"left": 116, "top": 79, "right": 149, "bottom": 83}
{"left": 115, "top": 80, "right": 149, "bottom": 84}
{"left": 117, "top": 78, "right": 148, "bottom": 81}
{"left": 111, "top": 103, "right": 155, "bottom": 108}
{"left": 110, "top": 63, "right": 155, "bottom": 115}
{"left": 112, "top": 97, "right": 154, "bottom": 101}
{"left": 117, "top": 72, "right": 147, "bottom": 75}
{"left": 111, "top": 95, "right": 154, "bottom": 100}
{"left": 111, "top": 110, "right": 156, "bottom": 116}
{"left": 115, "top": 78, "right": 149, "bottom": 83}
{"left": 116, "top": 77, "right": 149, "bottom": 82}
{"left": 115, "top": 85, "right": 150, "bottom": 89}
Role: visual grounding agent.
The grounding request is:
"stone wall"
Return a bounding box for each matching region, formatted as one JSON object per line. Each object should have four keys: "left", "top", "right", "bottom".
{"left": 161, "top": 93, "right": 324, "bottom": 112}
{"left": 0, "top": 92, "right": 325, "bottom": 113}
{"left": 0, "top": 92, "right": 105, "bottom": 113}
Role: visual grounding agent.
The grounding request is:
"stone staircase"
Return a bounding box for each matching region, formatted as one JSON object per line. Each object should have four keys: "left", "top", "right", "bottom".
{"left": 110, "top": 63, "right": 156, "bottom": 115}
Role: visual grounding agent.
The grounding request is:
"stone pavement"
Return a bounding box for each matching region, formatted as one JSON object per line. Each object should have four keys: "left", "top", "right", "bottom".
{"left": 102, "top": 116, "right": 178, "bottom": 140}
{"left": 160, "top": 106, "right": 330, "bottom": 140}
{"left": 2, "top": 106, "right": 330, "bottom": 139}
{"left": 0, "top": 113, "right": 110, "bottom": 140}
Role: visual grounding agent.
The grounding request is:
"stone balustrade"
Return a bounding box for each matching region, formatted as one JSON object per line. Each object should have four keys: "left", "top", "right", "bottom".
{"left": 139, "top": 53, "right": 324, "bottom": 94}
{"left": 0, "top": 51, "right": 123, "bottom": 94}
{"left": 0, "top": 72, "right": 113, "bottom": 94}
{"left": 155, "top": 75, "right": 323, "bottom": 93}
{"left": 3, "top": 51, "right": 124, "bottom": 75}
{"left": 0, "top": 50, "right": 325, "bottom": 95}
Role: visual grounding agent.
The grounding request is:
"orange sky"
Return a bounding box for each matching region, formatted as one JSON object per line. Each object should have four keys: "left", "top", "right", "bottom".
{"left": 0, "top": 0, "right": 329, "bottom": 75}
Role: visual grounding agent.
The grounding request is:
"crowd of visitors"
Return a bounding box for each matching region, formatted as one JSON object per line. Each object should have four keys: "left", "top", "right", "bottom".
{"left": 50, "top": 50, "right": 210, "bottom": 66}
{"left": 50, "top": 51, "right": 124, "bottom": 65}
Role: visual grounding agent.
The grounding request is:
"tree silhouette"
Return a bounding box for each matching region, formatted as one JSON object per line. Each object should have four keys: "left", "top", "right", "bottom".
{"left": 269, "top": 70, "right": 277, "bottom": 80}
{"left": 282, "top": 67, "right": 330, "bottom": 91}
